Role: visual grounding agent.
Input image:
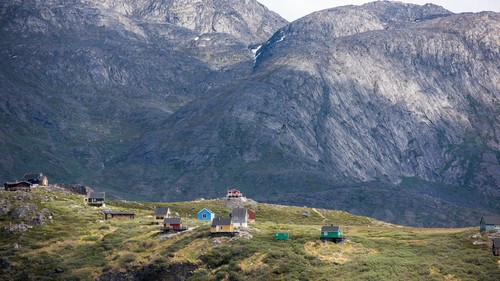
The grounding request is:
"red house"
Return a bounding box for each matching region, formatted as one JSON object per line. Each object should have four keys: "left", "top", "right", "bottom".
{"left": 227, "top": 189, "right": 242, "bottom": 198}
{"left": 248, "top": 209, "right": 256, "bottom": 223}
{"left": 163, "top": 218, "right": 186, "bottom": 232}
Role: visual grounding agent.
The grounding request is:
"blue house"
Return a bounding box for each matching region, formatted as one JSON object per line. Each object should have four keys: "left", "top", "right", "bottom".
{"left": 198, "top": 208, "right": 215, "bottom": 221}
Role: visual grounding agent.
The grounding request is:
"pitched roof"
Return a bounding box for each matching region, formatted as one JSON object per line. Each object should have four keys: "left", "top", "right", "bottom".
{"left": 22, "top": 173, "right": 42, "bottom": 180}
{"left": 321, "top": 225, "right": 340, "bottom": 232}
{"left": 103, "top": 210, "right": 135, "bottom": 215}
{"left": 163, "top": 218, "right": 182, "bottom": 224}
{"left": 154, "top": 207, "right": 170, "bottom": 215}
{"left": 481, "top": 216, "right": 500, "bottom": 225}
{"left": 88, "top": 192, "right": 105, "bottom": 199}
{"left": 231, "top": 208, "right": 248, "bottom": 218}
{"left": 198, "top": 208, "right": 214, "bottom": 214}
{"left": 493, "top": 238, "right": 500, "bottom": 248}
{"left": 211, "top": 217, "right": 232, "bottom": 227}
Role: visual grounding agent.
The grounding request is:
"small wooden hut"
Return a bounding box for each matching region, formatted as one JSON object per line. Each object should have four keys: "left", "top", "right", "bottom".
{"left": 103, "top": 210, "right": 135, "bottom": 220}
{"left": 320, "top": 225, "right": 344, "bottom": 243}
{"left": 163, "top": 218, "right": 186, "bottom": 232}
{"left": 85, "top": 192, "right": 105, "bottom": 207}
{"left": 4, "top": 181, "right": 32, "bottom": 192}
{"left": 493, "top": 238, "right": 500, "bottom": 256}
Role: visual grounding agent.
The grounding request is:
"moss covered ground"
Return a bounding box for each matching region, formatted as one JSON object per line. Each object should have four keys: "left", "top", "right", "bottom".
{"left": 0, "top": 188, "right": 498, "bottom": 280}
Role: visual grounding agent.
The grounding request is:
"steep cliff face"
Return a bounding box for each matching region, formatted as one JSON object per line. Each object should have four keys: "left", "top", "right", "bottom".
{"left": 0, "top": 0, "right": 286, "bottom": 187}
{"left": 1, "top": 1, "right": 498, "bottom": 227}
{"left": 111, "top": 3, "right": 499, "bottom": 226}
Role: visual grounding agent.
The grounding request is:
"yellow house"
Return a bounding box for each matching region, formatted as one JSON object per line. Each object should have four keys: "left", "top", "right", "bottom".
{"left": 211, "top": 217, "right": 234, "bottom": 233}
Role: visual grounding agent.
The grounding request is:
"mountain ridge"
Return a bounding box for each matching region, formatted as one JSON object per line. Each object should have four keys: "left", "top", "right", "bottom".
{"left": 1, "top": 0, "right": 499, "bottom": 227}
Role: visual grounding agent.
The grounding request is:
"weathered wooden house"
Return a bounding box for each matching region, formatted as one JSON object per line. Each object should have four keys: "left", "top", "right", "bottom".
{"left": 274, "top": 232, "right": 289, "bottom": 241}
{"left": 85, "top": 192, "right": 105, "bottom": 207}
{"left": 153, "top": 207, "right": 171, "bottom": 223}
{"left": 103, "top": 210, "right": 135, "bottom": 220}
{"left": 4, "top": 181, "right": 32, "bottom": 191}
{"left": 231, "top": 208, "right": 249, "bottom": 228}
{"left": 198, "top": 208, "right": 215, "bottom": 221}
{"left": 493, "top": 238, "right": 500, "bottom": 256}
{"left": 22, "top": 173, "right": 48, "bottom": 186}
{"left": 320, "top": 225, "right": 344, "bottom": 243}
{"left": 226, "top": 189, "right": 242, "bottom": 198}
{"left": 479, "top": 216, "right": 500, "bottom": 231}
{"left": 163, "top": 218, "right": 186, "bottom": 232}
{"left": 211, "top": 217, "right": 235, "bottom": 236}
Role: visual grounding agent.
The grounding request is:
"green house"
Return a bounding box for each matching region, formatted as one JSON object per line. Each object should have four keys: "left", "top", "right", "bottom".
{"left": 274, "top": 232, "right": 289, "bottom": 241}
{"left": 480, "top": 216, "right": 500, "bottom": 231}
{"left": 320, "top": 225, "right": 343, "bottom": 242}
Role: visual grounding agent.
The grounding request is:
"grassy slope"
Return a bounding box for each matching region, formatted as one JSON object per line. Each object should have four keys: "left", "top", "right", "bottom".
{"left": 0, "top": 188, "right": 499, "bottom": 280}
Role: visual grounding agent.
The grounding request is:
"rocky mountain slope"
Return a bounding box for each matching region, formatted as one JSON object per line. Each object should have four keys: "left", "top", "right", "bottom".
{"left": 110, "top": 3, "right": 499, "bottom": 226}
{"left": 1, "top": 1, "right": 498, "bottom": 227}
{"left": 0, "top": 0, "right": 286, "bottom": 192}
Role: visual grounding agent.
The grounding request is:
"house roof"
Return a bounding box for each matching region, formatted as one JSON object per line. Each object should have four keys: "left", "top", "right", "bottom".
{"left": 198, "top": 208, "right": 214, "bottom": 214}
{"left": 211, "top": 217, "right": 232, "bottom": 227}
{"left": 154, "top": 207, "right": 170, "bottom": 215}
{"left": 163, "top": 218, "right": 182, "bottom": 224}
{"left": 5, "top": 181, "right": 32, "bottom": 186}
{"left": 103, "top": 210, "right": 135, "bottom": 215}
{"left": 88, "top": 192, "right": 105, "bottom": 199}
{"left": 481, "top": 216, "right": 500, "bottom": 225}
{"left": 493, "top": 238, "right": 500, "bottom": 248}
{"left": 22, "top": 173, "right": 42, "bottom": 180}
{"left": 321, "top": 225, "right": 340, "bottom": 232}
{"left": 231, "top": 208, "right": 248, "bottom": 218}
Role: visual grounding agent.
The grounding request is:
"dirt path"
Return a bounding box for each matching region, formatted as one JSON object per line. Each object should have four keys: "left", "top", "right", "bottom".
{"left": 312, "top": 208, "right": 327, "bottom": 221}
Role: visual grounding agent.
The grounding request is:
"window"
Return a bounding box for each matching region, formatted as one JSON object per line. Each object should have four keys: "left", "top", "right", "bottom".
{"left": 202, "top": 214, "right": 207, "bottom": 218}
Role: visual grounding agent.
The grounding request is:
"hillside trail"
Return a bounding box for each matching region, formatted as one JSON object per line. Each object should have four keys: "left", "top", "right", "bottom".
{"left": 158, "top": 226, "right": 198, "bottom": 241}
{"left": 312, "top": 208, "right": 327, "bottom": 222}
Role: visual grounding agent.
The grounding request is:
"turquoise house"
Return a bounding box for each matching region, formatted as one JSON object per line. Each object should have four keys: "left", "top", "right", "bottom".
{"left": 480, "top": 216, "right": 500, "bottom": 231}
{"left": 198, "top": 208, "right": 215, "bottom": 221}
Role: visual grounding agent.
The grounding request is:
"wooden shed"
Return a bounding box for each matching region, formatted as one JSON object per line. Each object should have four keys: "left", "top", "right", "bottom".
{"left": 103, "top": 210, "right": 135, "bottom": 220}
{"left": 4, "top": 181, "right": 31, "bottom": 192}
{"left": 480, "top": 216, "right": 500, "bottom": 231}
{"left": 85, "top": 192, "right": 105, "bottom": 207}
{"left": 493, "top": 238, "right": 500, "bottom": 256}
{"left": 320, "top": 225, "right": 344, "bottom": 243}
{"left": 163, "top": 218, "right": 186, "bottom": 232}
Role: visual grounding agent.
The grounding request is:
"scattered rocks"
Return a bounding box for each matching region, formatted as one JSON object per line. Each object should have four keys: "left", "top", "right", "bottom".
{"left": 55, "top": 267, "right": 64, "bottom": 273}
{"left": 11, "top": 203, "right": 37, "bottom": 220}
{"left": 301, "top": 210, "right": 311, "bottom": 218}
{"left": 3, "top": 222, "right": 32, "bottom": 236}
{"left": 0, "top": 199, "right": 11, "bottom": 216}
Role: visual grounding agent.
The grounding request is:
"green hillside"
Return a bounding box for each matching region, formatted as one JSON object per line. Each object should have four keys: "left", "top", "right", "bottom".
{"left": 0, "top": 187, "right": 499, "bottom": 280}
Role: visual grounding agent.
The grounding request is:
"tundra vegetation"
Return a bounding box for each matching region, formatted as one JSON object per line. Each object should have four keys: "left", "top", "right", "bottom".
{"left": 0, "top": 188, "right": 499, "bottom": 280}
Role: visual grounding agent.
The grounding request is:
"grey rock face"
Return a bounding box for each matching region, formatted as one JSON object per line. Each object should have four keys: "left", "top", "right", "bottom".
{"left": 0, "top": 0, "right": 286, "bottom": 185}
{"left": 112, "top": 3, "right": 499, "bottom": 226}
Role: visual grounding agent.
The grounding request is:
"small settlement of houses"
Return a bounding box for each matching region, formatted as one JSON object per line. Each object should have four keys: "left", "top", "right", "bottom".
{"left": 4, "top": 173, "right": 49, "bottom": 191}
{"left": 5, "top": 181, "right": 500, "bottom": 253}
